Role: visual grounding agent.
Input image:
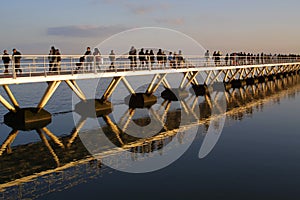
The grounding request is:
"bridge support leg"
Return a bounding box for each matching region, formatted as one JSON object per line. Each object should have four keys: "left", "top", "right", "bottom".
{"left": 101, "top": 77, "right": 122, "bottom": 101}
{"left": 121, "top": 77, "right": 135, "bottom": 94}
{"left": 37, "top": 81, "right": 61, "bottom": 112}
{"left": 0, "top": 94, "right": 16, "bottom": 112}
{"left": 146, "top": 74, "right": 167, "bottom": 94}
{"left": 3, "top": 85, "right": 19, "bottom": 109}
{"left": 180, "top": 72, "right": 199, "bottom": 89}
{"left": 65, "top": 80, "right": 87, "bottom": 101}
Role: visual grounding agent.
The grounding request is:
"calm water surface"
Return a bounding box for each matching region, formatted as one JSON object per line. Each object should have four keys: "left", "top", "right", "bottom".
{"left": 0, "top": 75, "right": 300, "bottom": 200}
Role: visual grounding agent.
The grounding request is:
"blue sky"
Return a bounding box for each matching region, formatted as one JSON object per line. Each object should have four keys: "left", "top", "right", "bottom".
{"left": 0, "top": 0, "right": 299, "bottom": 55}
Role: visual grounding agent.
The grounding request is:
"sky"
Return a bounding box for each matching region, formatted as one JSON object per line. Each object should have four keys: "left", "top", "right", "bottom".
{"left": 0, "top": 0, "right": 299, "bottom": 55}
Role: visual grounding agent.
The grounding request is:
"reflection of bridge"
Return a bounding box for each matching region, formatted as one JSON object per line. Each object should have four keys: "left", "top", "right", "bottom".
{"left": 0, "top": 54, "right": 299, "bottom": 127}
{"left": 1, "top": 73, "right": 300, "bottom": 199}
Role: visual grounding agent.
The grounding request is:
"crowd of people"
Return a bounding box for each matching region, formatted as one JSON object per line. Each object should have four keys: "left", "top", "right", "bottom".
{"left": 65, "top": 46, "right": 186, "bottom": 72}
{"left": 205, "top": 50, "right": 300, "bottom": 66}
{"left": 127, "top": 46, "right": 185, "bottom": 69}
{"left": 1, "top": 46, "right": 300, "bottom": 74}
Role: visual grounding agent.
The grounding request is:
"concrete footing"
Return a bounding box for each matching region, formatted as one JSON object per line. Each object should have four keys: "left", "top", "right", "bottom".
{"left": 75, "top": 99, "right": 112, "bottom": 118}
{"left": 4, "top": 108, "right": 52, "bottom": 131}
{"left": 161, "top": 88, "right": 189, "bottom": 101}
{"left": 124, "top": 93, "right": 157, "bottom": 109}
{"left": 191, "top": 84, "right": 208, "bottom": 96}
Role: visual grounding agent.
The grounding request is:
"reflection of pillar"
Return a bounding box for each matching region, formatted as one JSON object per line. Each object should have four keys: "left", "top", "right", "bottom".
{"left": 42, "top": 127, "right": 64, "bottom": 149}
{"left": 67, "top": 117, "right": 87, "bottom": 148}
{"left": 120, "top": 108, "right": 135, "bottom": 133}
{"left": 37, "top": 129, "right": 60, "bottom": 167}
{"left": 149, "top": 108, "right": 167, "bottom": 130}
{"left": 0, "top": 130, "right": 19, "bottom": 156}
{"left": 102, "top": 115, "right": 124, "bottom": 146}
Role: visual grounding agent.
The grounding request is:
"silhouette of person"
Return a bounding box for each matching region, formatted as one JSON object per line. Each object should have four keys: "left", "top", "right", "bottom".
{"left": 84, "top": 47, "right": 93, "bottom": 70}
{"left": 93, "top": 48, "right": 102, "bottom": 69}
{"left": 168, "top": 52, "right": 174, "bottom": 68}
{"left": 109, "top": 50, "right": 116, "bottom": 69}
{"left": 145, "top": 50, "right": 150, "bottom": 68}
{"left": 177, "top": 50, "right": 184, "bottom": 67}
{"left": 54, "top": 49, "right": 61, "bottom": 72}
{"left": 149, "top": 50, "right": 155, "bottom": 68}
{"left": 138, "top": 48, "right": 145, "bottom": 68}
{"left": 12, "top": 49, "right": 22, "bottom": 73}
{"left": 2, "top": 50, "right": 10, "bottom": 74}
{"left": 157, "top": 49, "right": 163, "bottom": 67}
{"left": 48, "top": 46, "right": 56, "bottom": 71}
{"left": 205, "top": 50, "right": 210, "bottom": 66}
{"left": 129, "top": 46, "right": 137, "bottom": 69}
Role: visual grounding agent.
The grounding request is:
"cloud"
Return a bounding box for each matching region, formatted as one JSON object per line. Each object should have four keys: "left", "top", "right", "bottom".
{"left": 155, "top": 18, "right": 185, "bottom": 25}
{"left": 47, "top": 25, "right": 128, "bottom": 37}
{"left": 125, "top": 3, "right": 171, "bottom": 15}
{"left": 92, "top": 1, "right": 171, "bottom": 15}
{"left": 126, "top": 5, "right": 156, "bottom": 15}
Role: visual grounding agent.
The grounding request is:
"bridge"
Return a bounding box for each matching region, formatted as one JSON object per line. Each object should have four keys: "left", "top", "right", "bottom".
{"left": 1, "top": 54, "right": 299, "bottom": 128}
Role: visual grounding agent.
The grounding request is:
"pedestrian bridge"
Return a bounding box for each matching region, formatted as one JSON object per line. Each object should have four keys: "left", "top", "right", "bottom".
{"left": 0, "top": 54, "right": 300, "bottom": 127}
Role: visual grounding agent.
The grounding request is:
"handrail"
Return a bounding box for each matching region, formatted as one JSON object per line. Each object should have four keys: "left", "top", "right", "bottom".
{"left": 0, "top": 55, "right": 300, "bottom": 80}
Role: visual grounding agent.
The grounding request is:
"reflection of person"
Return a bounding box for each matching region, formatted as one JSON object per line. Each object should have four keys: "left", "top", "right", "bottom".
{"left": 2, "top": 50, "right": 10, "bottom": 74}
{"left": 109, "top": 50, "right": 115, "bottom": 69}
{"left": 12, "top": 48, "right": 22, "bottom": 73}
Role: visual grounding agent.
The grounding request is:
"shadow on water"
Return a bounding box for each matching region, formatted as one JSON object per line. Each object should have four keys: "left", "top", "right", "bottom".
{"left": 0, "top": 73, "right": 300, "bottom": 199}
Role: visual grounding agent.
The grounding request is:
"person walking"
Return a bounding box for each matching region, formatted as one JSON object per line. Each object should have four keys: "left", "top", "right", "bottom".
{"left": 2, "top": 50, "right": 10, "bottom": 74}
{"left": 12, "top": 48, "right": 22, "bottom": 74}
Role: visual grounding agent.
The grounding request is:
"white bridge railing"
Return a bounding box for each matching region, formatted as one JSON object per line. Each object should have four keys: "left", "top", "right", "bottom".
{"left": 0, "top": 55, "right": 300, "bottom": 79}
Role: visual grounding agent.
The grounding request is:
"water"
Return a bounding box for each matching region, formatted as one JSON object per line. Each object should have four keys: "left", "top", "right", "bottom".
{"left": 0, "top": 74, "right": 300, "bottom": 200}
